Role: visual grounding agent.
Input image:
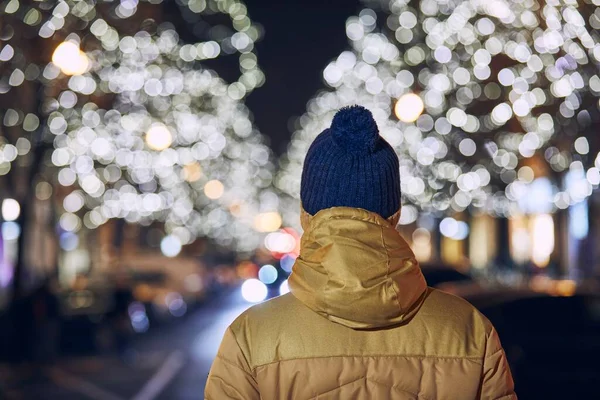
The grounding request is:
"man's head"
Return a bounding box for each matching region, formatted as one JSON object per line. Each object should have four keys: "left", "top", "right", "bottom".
{"left": 300, "top": 105, "right": 401, "bottom": 219}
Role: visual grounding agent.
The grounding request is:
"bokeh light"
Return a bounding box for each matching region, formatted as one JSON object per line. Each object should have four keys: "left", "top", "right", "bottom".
{"left": 394, "top": 93, "right": 424, "bottom": 123}
{"left": 1, "top": 199, "right": 20, "bottom": 222}
{"left": 276, "top": 0, "right": 600, "bottom": 228}
{"left": 241, "top": 279, "right": 268, "bottom": 303}
{"left": 145, "top": 124, "right": 173, "bottom": 151}
{"left": 1, "top": 0, "right": 274, "bottom": 253}
{"left": 258, "top": 264, "right": 278, "bottom": 285}
{"left": 52, "top": 41, "right": 89, "bottom": 76}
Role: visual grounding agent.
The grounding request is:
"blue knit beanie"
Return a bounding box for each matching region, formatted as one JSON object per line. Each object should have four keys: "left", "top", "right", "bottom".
{"left": 300, "top": 105, "right": 401, "bottom": 219}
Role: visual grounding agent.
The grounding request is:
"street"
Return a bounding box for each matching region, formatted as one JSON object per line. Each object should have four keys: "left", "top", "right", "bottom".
{"left": 2, "top": 291, "right": 250, "bottom": 400}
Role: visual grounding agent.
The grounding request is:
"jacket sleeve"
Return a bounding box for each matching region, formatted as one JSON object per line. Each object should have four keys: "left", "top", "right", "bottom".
{"left": 480, "top": 325, "right": 517, "bottom": 400}
{"left": 205, "top": 327, "right": 259, "bottom": 400}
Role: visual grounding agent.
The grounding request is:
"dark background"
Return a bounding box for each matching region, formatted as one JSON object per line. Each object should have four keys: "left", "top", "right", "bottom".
{"left": 243, "top": 0, "right": 361, "bottom": 154}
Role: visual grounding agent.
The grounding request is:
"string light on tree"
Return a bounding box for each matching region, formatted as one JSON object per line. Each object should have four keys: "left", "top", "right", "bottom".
{"left": 277, "top": 0, "right": 600, "bottom": 229}
{"left": 204, "top": 180, "right": 225, "bottom": 200}
{"left": 52, "top": 41, "right": 89, "bottom": 76}
{"left": 1, "top": 0, "right": 276, "bottom": 252}
{"left": 145, "top": 124, "right": 173, "bottom": 151}
{"left": 394, "top": 93, "right": 424, "bottom": 123}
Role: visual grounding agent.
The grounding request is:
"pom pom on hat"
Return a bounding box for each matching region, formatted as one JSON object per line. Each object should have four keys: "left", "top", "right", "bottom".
{"left": 331, "top": 105, "right": 379, "bottom": 152}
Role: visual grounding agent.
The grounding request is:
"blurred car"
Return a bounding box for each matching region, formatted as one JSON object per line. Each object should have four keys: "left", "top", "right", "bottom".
{"left": 448, "top": 280, "right": 600, "bottom": 400}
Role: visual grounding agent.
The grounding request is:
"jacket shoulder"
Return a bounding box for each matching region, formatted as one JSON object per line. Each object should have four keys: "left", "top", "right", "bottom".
{"left": 230, "top": 293, "right": 301, "bottom": 331}
{"left": 423, "top": 288, "right": 489, "bottom": 319}
{"left": 228, "top": 294, "right": 310, "bottom": 368}
{"left": 419, "top": 288, "right": 494, "bottom": 335}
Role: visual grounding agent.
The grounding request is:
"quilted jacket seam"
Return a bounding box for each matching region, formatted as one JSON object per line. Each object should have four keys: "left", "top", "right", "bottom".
{"left": 252, "top": 354, "right": 483, "bottom": 372}
{"left": 365, "top": 377, "right": 432, "bottom": 400}
{"left": 228, "top": 328, "right": 254, "bottom": 375}
{"left": 380, "top": 223, "right": 403, "bottom": 314}
{"left": 215, "top": 354, "right": 251, "bottom": 374}
{"left": 205, "top": 375, "right": 246, "bottom": 399}
{"left": 308, "top": 376, "right": 366, "bottom": 399}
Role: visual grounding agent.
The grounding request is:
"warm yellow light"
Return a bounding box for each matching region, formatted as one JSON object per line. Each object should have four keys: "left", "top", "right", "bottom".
{"left": 531, "top": 214, "right": 554, "bottom": 268}
{"left": 183, "top": 162, "right": 202, "bottom": 182}
{"left": 204, "top": 180, "right": 224, "bottom": 200}
{"left": 394, "top": 93, "right": 424, "bottom": 123}
{"left": 52, "top": 41, "right": 89, "bottom": 76}
{"left": 254, "top": 212, "right": 282, "bottom": 233}
{"left": 469, "top": 214, "right": 497, "bottom": 269}
{"left": 412, "top": 228, "right": 432, "bottom": 263}
{"left": 229, "top": 201, "right": 243, "bottom": 217}
{"left": 145, "top": 124, "right": 173, "bottom": 151}
{"left": 554, "top": 280, "right": 576, "bottom": 297}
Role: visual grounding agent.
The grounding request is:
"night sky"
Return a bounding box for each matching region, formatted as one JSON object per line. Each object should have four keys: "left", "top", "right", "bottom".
{"left": 242, "top": 0, "right": 362, "bottom": 155}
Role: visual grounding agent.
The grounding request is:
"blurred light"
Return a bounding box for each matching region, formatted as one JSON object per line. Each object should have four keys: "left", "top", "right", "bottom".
{"left": 531, "top": 214, "right": 554, "bottom": 268}
{"left": 184, "top": 274, "right": 203, "bottom": 293}
{"left": 254, "top": 212, "right": 282, "bottom": 232}
{"left": 280, "top": 254, "right": 296, "bottom": 273}
{"left": 128, "top": 302, "right": 150, "bottom": 333}
{"left": 241, "top": 279, "right": 267, "bottom": 303}
{"left": 1, "top": 199, "right": 20, "bottom": 221}
{"left": 517, "top": 167, "right": 534, "bottom": 183}
{"left": 454, "top": 222, "right": 469, "bottom": 241}
{"left": 587, "top": 168, "right": 600, "bottom": 185}
{"left": 566, "top": 168, "right": 592, "bottom": 204}
{"left": 395, "top": 93, "right": 424, "bottom": 123}
{"left": 440, "top": 217, "right": 468, "bottom": 240}
{"left": 258, "top": 264, "right": 278, "bottom": 284}
{"left": 469, "top": 215, "right": 496, "bottom": 269}
{"left": 35, "top": 182, "right": 53, "bottom": 201}
{"left": 555, "top": 280, "right": 576, "bottom": 297}
{"left": 59, "top": 213, "right": 81, "bottom": 232}
{"left": 264, "top": 231, "right": 296, "bottom": 253}
{"left": 204, "top": 180, "right": 224, "bottom": 200}
{"left": 398, "top": 205, "right": 418, "bottom": 225}
{"left": 411, "top": 228, "right": 431, "bottom": 263}
{"left": 459, "top": 139, "right": 476, "bottom": 156}
{"left": 52, "top": 42, "right": 89, "bottom": 76}
{"left": 167, "top": 293, "right": 187, "bottom": 317}
{"left": 569, "top": 200, "right": 589, "bottom": 240}
{"left": 574, "top": 137, "right": 589, "bottom": 155}
{"left": 440, "top": 218, "right": 458, "bottom": 238}
{"left": 63, "top": 191, "right": 85, "bottom": 213}
{"left": 519, "top": 178, "right": 554, "bottom": 214}
{"left": 59, "top": 232, "right": 79, "bottom": 251}
{"left": 434, "top": 46, "right": 452, "bottom": 63}
{"left": 183, "top": 162, "right": 202, "bottom": 182}
{"left": 146, "top": 124, "right": 172, "bottom": 151}
{"left": 1, "top": 221, "right": 20, "bottom": 240}
{"left": 279, "top": 280, "right": 290, "bottom": 296}
{"left": 161, "top": 235, "right": 182, "bottom": 257}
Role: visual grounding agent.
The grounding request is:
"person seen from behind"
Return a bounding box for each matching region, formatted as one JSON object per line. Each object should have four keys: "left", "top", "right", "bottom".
{"left": 205, "top": 105, "right": 516, "bottom": 399}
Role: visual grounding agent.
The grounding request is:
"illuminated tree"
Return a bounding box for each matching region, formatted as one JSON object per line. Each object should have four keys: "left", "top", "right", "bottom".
{"left": 0, "top": 0, "right": 277, "bottom": 301}
{"left": 277, "top": 0, "right": 600, "bottom": 229}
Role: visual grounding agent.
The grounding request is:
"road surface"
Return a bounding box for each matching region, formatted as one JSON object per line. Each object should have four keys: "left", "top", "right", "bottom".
{"left": 2, "top": 290, "right": 251, "bottom": 400}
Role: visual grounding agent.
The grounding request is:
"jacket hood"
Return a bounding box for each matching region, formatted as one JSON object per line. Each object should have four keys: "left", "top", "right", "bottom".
{"left": 288, "top": 207, "right": 427, "bottom": 329}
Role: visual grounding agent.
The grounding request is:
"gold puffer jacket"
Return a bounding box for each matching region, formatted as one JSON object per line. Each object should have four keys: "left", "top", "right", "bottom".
{"left": 205, "top": 207, "right": 516, "bottom": 399}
